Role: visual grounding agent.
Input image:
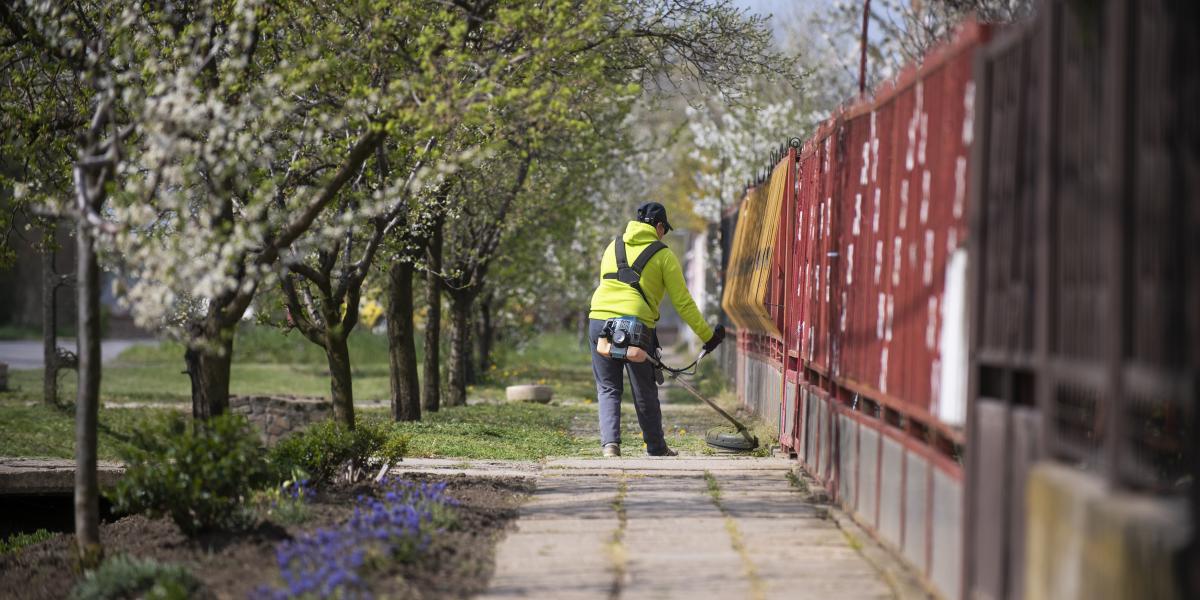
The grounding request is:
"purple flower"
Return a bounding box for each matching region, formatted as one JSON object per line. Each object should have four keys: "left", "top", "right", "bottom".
{"left": 253, "top": 478, "right": 457, "bottom": 599}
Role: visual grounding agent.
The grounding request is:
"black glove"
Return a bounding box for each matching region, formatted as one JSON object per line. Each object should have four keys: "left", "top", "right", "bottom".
{"left": 703, "top": 324, "right": 726, "bottom": 353}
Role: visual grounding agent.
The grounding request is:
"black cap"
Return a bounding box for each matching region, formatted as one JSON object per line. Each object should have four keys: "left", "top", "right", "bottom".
{"left": 636, "top": 202, "right": 672, "bottom": 232}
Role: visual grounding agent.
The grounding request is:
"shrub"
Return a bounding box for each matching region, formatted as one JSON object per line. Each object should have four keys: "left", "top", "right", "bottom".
{"left": 267, "top": 419, "right": 400, "bottom": 485}
{"left": 255, "top": 479, "right": 456, "bottom": 599}
{"left": 109, "top": 412, "right": 270, "bottom": 535}
{"left": 253, "top": 479, "right": 315, "bottom": 526}
{"left": 71, "top": 555, "right": 206, "bottom": 600}
{"left": 0, "top": 529, "right": 53, "bottom": 555}
{"left": 379, "top": 431, "right": 410, "bottom": 465}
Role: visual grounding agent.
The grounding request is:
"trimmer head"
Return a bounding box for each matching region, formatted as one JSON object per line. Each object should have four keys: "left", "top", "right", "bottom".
{"left": 704, "top": 426, "right": 760, "bottom": 452}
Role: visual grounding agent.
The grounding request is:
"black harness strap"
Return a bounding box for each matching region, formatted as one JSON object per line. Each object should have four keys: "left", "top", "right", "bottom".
{"left": 603, "top": 236, "right": 667, "bottom": 307}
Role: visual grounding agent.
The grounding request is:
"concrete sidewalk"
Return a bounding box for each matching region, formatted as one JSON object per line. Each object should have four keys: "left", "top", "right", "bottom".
{"left": 469, "top": 457, "right": 899, "bottom": 600}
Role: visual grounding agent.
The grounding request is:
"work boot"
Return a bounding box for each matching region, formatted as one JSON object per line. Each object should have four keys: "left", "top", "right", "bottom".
{"left": 603, "top": 443, "right": 621, "bottom": 457}
{"left": 648, "top": 446, "right": 678, "bottom": 457}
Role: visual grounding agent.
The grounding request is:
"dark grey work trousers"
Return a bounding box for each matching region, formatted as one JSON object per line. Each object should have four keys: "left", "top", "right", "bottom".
{"left": 588, "top": 319, "right": 668, "bottom": 455}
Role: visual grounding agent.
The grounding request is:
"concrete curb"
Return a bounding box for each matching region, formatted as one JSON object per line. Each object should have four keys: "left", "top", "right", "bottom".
{"left": 0, "top": 457, "right": 125, "bottom": 495}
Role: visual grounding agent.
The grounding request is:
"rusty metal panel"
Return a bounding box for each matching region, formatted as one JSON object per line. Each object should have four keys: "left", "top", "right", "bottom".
{"left": 1116, "top": 0, "right": 1194, "bottom": 492}
{"left": 783, "top": 377, "right": 797, "bottom": 449}
{"left": 820, "top": 394, "right": 834, "bottom": 481}
{"left": 792, "top": 137, "right": 823, "bottom": 364}
{"left": 1051, "top": 1, "right": 1112, "bottom": 364}
{"left": 1008, "top": 406, "right": 1041, "bottom": 600}
{"left": 904, "top": 451, "right": 931, "bottom": 573}
{"left": 969, "top": 400, "right": 1010, "bottom": 600}
{"left": 859, "top": 425, "right": 880, "bottom": 528}
{"left": 804, "top": 389, "right": 818, "bottom": 469}
{"left": 880, "top": 434, "right": 905, "bottom": 549}
{"left": 837, "top": 109, "right": 871, "bottom": 382}
{"left": 838, "top": 413, "right": 858, "bottom": 508}
{"left": 976, "top": 28, "right": 1038, "bottom": 360}
{"left": 768, "top": 151, "right": 797, "bottom": 336}
{"left": 931, "top": 467, "right": 964, "bottom": 600}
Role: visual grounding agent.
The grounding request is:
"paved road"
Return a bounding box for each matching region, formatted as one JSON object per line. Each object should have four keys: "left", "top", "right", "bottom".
{"left": 395, "top": 457, "right": 902, "bottom": 600}
{"left": 0, "top": 339, "right": 152, "bottom": 370}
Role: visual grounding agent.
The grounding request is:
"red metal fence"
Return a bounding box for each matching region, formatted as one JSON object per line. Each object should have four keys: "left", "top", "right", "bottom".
{"left": 965, "top": 1, "right": 1199, "bottom": 598}
{"left": 719, "top": 23, "right": 991, "bottom": 599}
{"left": 720, "top": 2, "right": 1198, "bottom": 598}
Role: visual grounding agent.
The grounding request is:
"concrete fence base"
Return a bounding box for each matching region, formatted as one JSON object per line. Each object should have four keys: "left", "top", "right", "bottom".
{"left": 1024, "top": 463, "right": 1191, "bottom": 600}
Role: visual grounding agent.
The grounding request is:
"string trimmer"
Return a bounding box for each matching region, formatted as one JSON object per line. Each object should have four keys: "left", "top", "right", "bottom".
{"left": 646, "top": 350, "right": 760, "bottom": 453}
{"left": 596, "top": 316, "right": 758, "bottom": 452}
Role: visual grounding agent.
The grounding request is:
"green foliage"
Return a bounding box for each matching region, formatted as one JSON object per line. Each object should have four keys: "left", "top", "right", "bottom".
{"left": 693, "top": 357, "right": 730, "bottom": 400}
{"left": 664, "top": 355, "right": 730, "bottom": 406}
{"left": 109, "top": 413, "right": 270, "bottom": 535}
{"left": 267, "top": 419, "right": 395, "bottom": 485}
{"left": 379, "top": 431, "right": 411, "bottom": 465}
{"left": 71, "top": 555, "right": 206, "bottom": 600}
{"left": 251, "top": 478, "right": 313, "bottom": 527}
{"left": 0, "top": 529, "right": 53, "bottom": 555}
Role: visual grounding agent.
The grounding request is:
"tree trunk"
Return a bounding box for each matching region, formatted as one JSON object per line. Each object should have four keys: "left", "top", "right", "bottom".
{"left": 476, "top": 294, "right": 495, "bottom": 377}
{"left": 422, "top": 221, "right": 443, "bottom": 413}
{"left": 73, "top": 211, "right": 101, "bottom": 566}
{"left": 465, "top": 318, "right": 477, "bottom": 386}
{"left": 325, "top": 331, "right": 356, "bottom": 428}
{"left": 42, "top": 238, "right": 59, "bottom": 406}
{"left": 387, "top": 261, "right": 420, "bottom": 422}
{"left": 446, "top": 291, "right": 474, "bottom": 407}
{"left": 185, "top": 323, "right": 233, "bottom": 421}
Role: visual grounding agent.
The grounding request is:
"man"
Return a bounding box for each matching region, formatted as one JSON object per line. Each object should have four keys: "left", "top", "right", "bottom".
{"left": 588, "top": 202, "right": 725, "bottom": 457}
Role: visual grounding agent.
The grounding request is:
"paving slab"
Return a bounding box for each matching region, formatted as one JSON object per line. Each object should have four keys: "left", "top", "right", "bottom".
{"left": 482, "top": 457, "right": 900, "bottom": 600}
{"left": 545, "top": 456, "right": 795, "bottom": 472}
{"left": 478, "top": 474, "right": 618, "bottom": 600}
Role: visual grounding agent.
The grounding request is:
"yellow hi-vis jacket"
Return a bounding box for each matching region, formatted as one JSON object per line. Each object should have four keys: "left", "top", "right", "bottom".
{"left": 588, "top": 221, "right": 715, "bottom": 343}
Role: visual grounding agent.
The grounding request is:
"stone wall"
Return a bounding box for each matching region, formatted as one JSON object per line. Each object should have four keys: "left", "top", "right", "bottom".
{"left": 229, "top": 395, "right": 331, "bottom": 445}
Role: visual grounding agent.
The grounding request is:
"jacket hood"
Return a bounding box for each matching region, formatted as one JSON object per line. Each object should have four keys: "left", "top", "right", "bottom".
{"left": 623, "top": 220, "right": 660, "bottom": 244}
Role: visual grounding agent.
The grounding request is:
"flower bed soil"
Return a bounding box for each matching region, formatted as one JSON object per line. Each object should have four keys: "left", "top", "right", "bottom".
{"left": 0, "top": 474, "right": 532, "bottom": 599}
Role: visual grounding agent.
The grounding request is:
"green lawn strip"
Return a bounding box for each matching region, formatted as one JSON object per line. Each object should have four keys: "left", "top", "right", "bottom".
{"left": 5, "top": 329, "right": 589, "bottom": 405}
{"left": 0, "top": 393, "right": 173, "bottom": 460}
{"left": 362, "top": 403, "right": 597, "bottom": 460}
{"left": 0, "top": 329, "right": 764, "bottom": 462}
{"left": 112, "top": 325, "right": 399, "bottom": 367}
{"left": 7, "top": 362, "right": 395, "bottom": 404}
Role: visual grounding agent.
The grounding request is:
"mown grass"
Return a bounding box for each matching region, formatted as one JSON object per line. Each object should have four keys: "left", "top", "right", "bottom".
{"left": 114, "top": 324, "right": 398, "bottom": 366}
{"left": 0, "top": 328, "right": 777, "bottom": 461}
{"left": 0, "top": 392, "right": 173, "bottom": 460}
{"left": 5, "top": 325, "right": 400, "bottom": 403}
{"left": 468, "top": 331, "right": 595, "bottom": 402}
{"left": 363, "top": 403, "right": 596, "bottom": 460}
